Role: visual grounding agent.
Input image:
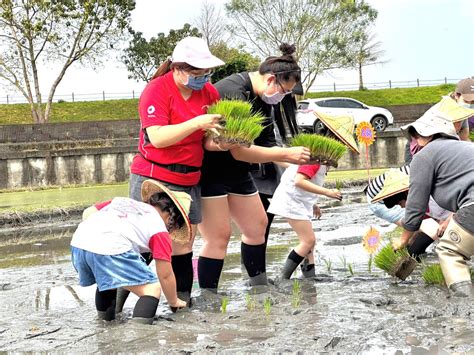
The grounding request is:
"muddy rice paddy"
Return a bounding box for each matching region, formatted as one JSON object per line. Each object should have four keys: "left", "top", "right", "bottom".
{"left": 0, "top": 190, "right": 472, "bottom": 353}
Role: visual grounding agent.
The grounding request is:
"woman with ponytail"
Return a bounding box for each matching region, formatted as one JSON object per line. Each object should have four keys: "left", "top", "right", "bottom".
{"left": 198, "top": 43, "right": 310, "bottom": 291}
{"left": 118, "top": 37, "right": 227, "bottom": 311}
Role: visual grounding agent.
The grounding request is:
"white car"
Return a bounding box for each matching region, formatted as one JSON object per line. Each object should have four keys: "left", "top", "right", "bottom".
{"left": 296, "top": 97, "right": 394, "bottom": 132}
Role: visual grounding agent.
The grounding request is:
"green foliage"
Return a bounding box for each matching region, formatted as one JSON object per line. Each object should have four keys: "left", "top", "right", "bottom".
{"left": 306, "top": 84, "right": 456, "bottom": 107}
{"left": 210, "top": 41, "right": 260, "bottom": 83}
{"left": 207, "top": 100, "right": 265, "bottom": 145}
{"left": 221, "top": 296, "right": 229, "bottom": 313}
{"left": 291, "top": 279, "right": 301, "bottom": 308}
{"left": 225, "top": 0, "right": 377, "bottom": 93}
{"left": 0, "top": 0, "right": 135, "bottom": 123}
{"left": 263, "top": 297, "right": 272, "bottom": 316}
{"left": 290, "top": 133, "right": 347, "bottom": 166}
{"left": 122, "top": 24, "right": 201, "bottom": 83}
{"left": 374, "top": 244, "right": 410, "bottom": 274}
{"left": 421, "top": 264, "right": 445, "bottom": 286}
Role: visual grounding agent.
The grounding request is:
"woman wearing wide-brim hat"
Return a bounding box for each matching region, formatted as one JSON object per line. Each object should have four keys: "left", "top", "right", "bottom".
{"left": 71, "top": 180, "right": 192, "bottom": 324}
{"left": 124, "top": 36, "right": 227, "bottom": 310}
{"left": 392, "top": 106, "right": 474, "bottom": 297}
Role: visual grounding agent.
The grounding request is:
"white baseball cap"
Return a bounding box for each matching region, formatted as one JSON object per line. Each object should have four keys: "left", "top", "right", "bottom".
{"left": 171, "top": 37, "right": 225, "bottom": 69}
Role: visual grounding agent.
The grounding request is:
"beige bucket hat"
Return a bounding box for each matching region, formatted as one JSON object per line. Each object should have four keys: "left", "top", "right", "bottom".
{"left": 371, "top": 169, "right": 410, "bottom": 204}
{"left": 400, "top": 98, "right": 460, "bottom": 140}
{"left": 314, "top": 112, "right": 360, "bottom": 154}
{"left": 141, "top": 180, "right": 192, "bottom": 244}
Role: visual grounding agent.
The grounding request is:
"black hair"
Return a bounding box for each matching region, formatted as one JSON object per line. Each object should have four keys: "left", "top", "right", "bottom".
{"left": 259, "top": 43, "right": 301, "bottom": 84}
{"left": 383, "top": 191, "right": 408, "bottom": 209}
{"left": 148, "top": 192, "right": 185, "bottom": 232}
{"left": 152, "top": 60, "right": 200, "bottom": 80}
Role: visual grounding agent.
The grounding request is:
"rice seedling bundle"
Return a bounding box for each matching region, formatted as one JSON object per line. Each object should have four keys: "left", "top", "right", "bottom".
{"left": 290, "top": 133, "right": 347, "bottom": 167}
{"left": 422, "top": 264, "right": 445, "bottom": 286}
{"left": 207, "top": 100, "right": 265, "bottom": 147}
{"left": 374, "top": 244, "right": 417, "bottom": 280}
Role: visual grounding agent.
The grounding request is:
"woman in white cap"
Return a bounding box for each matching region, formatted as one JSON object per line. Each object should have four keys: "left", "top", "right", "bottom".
{"left": 197, "top": 44, "right": 311, "bottom": 291}
{"left": 449, "top": 77, "right": 474, "bottom": 140}
{"left": 393, "top": 106, "right": 474, "bottom": 297}
{"left": 71, "top": 180, "right": 192, "bottom": 324}
{"left": 123, "top": 37, "right": 226, "bottom": 310}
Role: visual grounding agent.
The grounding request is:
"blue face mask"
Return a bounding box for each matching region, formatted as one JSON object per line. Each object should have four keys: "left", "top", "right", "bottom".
{"left": 183, "top": 72, "right": 212, "bottom": 91}
{"left": 459, "top": 102, "right": 474, "bottom": 109}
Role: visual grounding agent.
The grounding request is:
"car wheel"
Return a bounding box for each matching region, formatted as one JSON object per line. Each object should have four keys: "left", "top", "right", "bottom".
{"left": 371, "top": 115, "right": 388, "bottom": 132}
{"left": 313, "top": 119, "right": 326, "bottom": 134}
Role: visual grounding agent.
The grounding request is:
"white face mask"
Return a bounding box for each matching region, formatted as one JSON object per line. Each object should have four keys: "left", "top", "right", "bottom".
{"left": 262, "top": 91, "right": 286, "bottom": 105}
{"left": 459, "top": 102, "right": 474, "bottom": 109}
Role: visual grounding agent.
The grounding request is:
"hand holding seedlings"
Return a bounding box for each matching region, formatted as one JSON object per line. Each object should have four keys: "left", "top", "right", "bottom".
{"left": 194, "top": 113, "right": 223, "bottom": 130}
{"left": 326, "top": 188, "right": 342, "bottom": 201}
{"left": 285, "top": 146, "right": 311, "bottom": 164}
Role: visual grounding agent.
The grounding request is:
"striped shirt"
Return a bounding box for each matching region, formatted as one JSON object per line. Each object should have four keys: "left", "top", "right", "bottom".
{"left": 365, "top": 165, "right": 410, "bottom": 200}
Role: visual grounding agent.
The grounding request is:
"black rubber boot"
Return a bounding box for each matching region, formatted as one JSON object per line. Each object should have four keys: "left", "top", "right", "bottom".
{"left": 131, "top": 295, "right": 160, "bottom": 325}
{"left": 115, "top": 287, "right": 130, "bottom": 314}
{"left": 281, "top": 250, "right": 305, "bottom": 279}
{"left": 95, "top": 288, "right": 117, "bottom": 321}
{"left": 300, "top": 258, "right": 316, "bottom": 278}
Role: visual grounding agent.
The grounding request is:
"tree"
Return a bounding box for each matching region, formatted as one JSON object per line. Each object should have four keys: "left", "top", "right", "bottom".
{"left": 0, "top": 0, "right": 135, "bottom": 123}
{"left": 225, "top": 0, "right": 377, "bottom": 94}
{"left": 194, "top": 0, "right": 227, "bottom": 47}
{"left": 210, "top": 41, "right": 260, "bottom": 82}
{"left": 350, "top": 32, "right": 386, "bottom": 90}
{"left": 122, "top": 24, "right": 201, "bottom": 83}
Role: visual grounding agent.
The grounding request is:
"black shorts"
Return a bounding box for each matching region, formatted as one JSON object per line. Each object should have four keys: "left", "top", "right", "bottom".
{"left": 200, "top": 174, "right": 258, "bottom": 198}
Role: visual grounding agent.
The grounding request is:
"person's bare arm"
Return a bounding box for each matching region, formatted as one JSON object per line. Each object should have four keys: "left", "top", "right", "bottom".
{"left": 230, "top": 145, "right": 310, "bottom": 165}
{"left": 146, "top": 114, "right": 222, "bottom": 148}
{"left": 294, "top": 173, "right": 342, "bottom": 200}
{"left": 155, "top": 260, "right": 186, "bottom": 309}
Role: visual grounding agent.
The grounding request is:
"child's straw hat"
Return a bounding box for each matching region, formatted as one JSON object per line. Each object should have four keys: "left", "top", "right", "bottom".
{"left": 141, "top": 180, "right": 192, "bottom": 244}
{"left": 315, "top": 112, "right": 360, "bottom": 154}
{"left": 371, "top": 169, "right": 409, "bottom": 204}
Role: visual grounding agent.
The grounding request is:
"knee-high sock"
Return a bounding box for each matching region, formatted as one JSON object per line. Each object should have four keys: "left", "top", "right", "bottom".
{"left": 242, "top": 242, "right": 267, "bottom": 286}
{"left": 281, "top": 249, "right": 305, "bottom": 279}
{"left": 198, "top": 256, "right": 224, "bottom": 291}
{"left": 95, "top": 288, "right": 117, "bottom": 321}
{"left": 171, "top": 252, "right": 194, "bottom": 296}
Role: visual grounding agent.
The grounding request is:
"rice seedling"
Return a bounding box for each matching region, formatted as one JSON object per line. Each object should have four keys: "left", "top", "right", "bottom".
{"left": 263, "top": 297, "right": 272, "bottom": 316}
{"left": 322, "top": 257, "right": 332, "bottom": 273}
{"left": 335, "top": 179, "right": 344, "bottom": 190}
{"left": 290, "top": 133, "right": 347, "bottom": 167}
{"left": 245, "top": 293, "right": 256, "bottom": 312}
{"left": 347, "top": 262, "right": 354, "bottom": 276}
{"left": 221, "top": 296, "right": 229, "bottom": 314}
{"left": 421, "top": 263, "right": 445, "bottom": 286}
{"left": 292, "top": 279, "right": 302, "bottom": 308}
{"left": 339, "top": 255, "right": 347, "bottom": 269}
{"left": 374, "top": 244, "right": 417, "bottom": 280}
{"left": 368, "top": 254, "right": 373, "bottom": 273}
{"left": 207, "top": 100, "right": 265, "bottom": 146}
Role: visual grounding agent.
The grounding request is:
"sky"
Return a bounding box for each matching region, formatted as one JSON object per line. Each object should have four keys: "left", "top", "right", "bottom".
{"left": 2, "top": 0, "right": 474, "bottom": 102}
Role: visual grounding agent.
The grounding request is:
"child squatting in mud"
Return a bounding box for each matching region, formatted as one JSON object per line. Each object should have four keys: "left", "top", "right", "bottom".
{"left": 70, "top": 180, "right": 189, "bottom": 324}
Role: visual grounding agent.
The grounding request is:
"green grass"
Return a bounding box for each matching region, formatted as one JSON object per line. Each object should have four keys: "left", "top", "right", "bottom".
{"left": 0, "top": 99, "right": 139, "bottom": 125}
{"left": 0, "top": 84, "right": 463, "bottom": 125}
{"left": 305, "top": 84, "right": 456, "bottom": 107}
{"left": 325, "top": 168, "right": 387, "bottom": 182}
{"left": 422, "top": 264, "right": 445, "bottom": 286}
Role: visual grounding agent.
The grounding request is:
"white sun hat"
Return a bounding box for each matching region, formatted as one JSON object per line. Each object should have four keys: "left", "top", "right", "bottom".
{"left": 172, "top": 37, "right": 225, "bottom": 69}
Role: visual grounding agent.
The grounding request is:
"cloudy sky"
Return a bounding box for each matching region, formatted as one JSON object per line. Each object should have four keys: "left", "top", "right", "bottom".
{"left": 2, "top": 0, "right": 474, "bottom": 102}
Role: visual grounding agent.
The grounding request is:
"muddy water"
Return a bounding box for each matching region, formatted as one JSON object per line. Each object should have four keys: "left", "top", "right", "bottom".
{"left": 0, "top": 192, "right": 473, "bottom": 353}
